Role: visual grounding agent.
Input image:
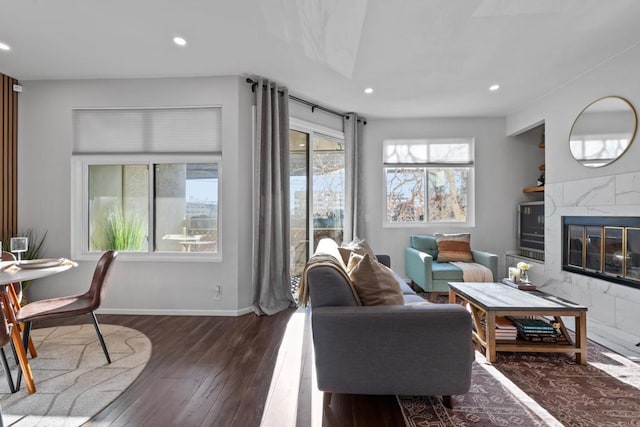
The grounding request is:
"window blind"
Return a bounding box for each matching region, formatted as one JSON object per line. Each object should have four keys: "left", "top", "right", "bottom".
{"left": 73, "top": 107, "right": 222, "bottom": 153}
{"left": 383, "top": 137, "right": 474, "bottom": 164}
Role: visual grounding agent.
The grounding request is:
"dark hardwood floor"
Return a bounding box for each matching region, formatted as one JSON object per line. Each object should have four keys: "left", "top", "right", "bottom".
{"left": 34, "top": 310, "right": 406, "bottom": 427}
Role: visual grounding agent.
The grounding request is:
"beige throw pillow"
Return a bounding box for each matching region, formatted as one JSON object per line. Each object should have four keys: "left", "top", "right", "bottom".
{"left": 341, "top": 238, "right": 377, "bottom": 261}
{"left": 347, "top": 252, "right": 405, "bottom": 306}
{"left": 435, "top": 233, "right": 474, "bottom": 262}
{"left": 346, "top": 251, "right": 362, "bottom": 274}
{"left": 338, "top": 247, "right": 354, "bottom": 266}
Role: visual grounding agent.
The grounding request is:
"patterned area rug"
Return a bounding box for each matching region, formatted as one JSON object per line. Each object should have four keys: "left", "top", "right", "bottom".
{"left": 0, "top": 324, "right": 151, "bottom": 426}
{"left": 399, "top": 340, "right": 640, "bottom": 426}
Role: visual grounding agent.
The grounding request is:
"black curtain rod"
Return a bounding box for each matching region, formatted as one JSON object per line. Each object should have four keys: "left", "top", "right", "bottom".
{"left": 245, "top": 77, "right": 366, "bottom": 124}
{"left": 289, "top": 94, "right": 344, "bottom": 118}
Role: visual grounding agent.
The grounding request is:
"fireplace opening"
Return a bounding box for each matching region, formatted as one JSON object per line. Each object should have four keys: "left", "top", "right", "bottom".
{"left": 563, "top": 216, "right": 640, "bottom": 289}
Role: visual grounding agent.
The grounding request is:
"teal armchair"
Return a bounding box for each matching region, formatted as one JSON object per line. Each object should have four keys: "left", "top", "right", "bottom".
{"left": 405, "top": 235, "right": 498, "bottom": 294}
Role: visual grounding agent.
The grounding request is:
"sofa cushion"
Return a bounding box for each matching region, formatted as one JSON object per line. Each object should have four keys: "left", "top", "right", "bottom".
{"left": 432, "top": 262, "right": 464, "bottom": 281}
{"left": 347, "top": 253, "right": 405, "bottom": 306}
{"left": 396, "top": 273, "right": 416, "bottom": 295}
{"left": 434, "top": 233, "right": 473, "bottom": 262}
{"left": 404, "top": 295, "right": 435, "bottom": 305}
{"left": 409, "top": 235, "right": 439, "bottom": 259}
{"left": 404, "top": 294, "right": 431, "bottom": 304}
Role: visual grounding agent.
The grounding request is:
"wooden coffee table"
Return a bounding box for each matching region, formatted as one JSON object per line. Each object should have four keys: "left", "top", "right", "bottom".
{"left": 448, "top": 282, "right": 588, "bottom": 364}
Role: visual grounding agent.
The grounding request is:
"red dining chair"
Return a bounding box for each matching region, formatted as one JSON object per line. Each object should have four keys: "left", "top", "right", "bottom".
{"left": 14, "top": 251, "right": 118, "bottom": 388}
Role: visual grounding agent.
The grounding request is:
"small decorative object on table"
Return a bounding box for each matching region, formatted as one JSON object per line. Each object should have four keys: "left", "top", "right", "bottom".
{"left": 516, "top": 261, "right": 531, "bottom": 283}
{"left": 508, "top": 267, "right": 520, "bottom": 282}
{"left": 10, "top": 237, "right": 28, "bottom": 262}
{"left": 502, "top": 278, "right": 537, "bottom": 291}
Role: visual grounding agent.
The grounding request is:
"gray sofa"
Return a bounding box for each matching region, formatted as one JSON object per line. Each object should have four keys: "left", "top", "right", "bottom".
{"left": 303, "top": 238, "right": 473, "bottom": 406}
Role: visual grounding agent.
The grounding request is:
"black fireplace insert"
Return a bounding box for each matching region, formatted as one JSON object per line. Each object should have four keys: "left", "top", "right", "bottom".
{"left": 562, "top": 216, "right": 640, "bottom": 290}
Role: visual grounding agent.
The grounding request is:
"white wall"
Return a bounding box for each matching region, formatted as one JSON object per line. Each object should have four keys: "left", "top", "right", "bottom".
{"left": 506, "top": 43, "right": 640, "bottom": 336}
{"left": 358, "top": 117, "right": 541, "bottom": 277}
{"left": 236, "top": 78, "right": 255, "bottom": 310}
{"left": 289, "top": 101, "right": 344, "bottom": 131}
{"left": 24, "top": 53, "right": 640, "bottom": 324}
{"left": 18, "top": 76, "right": 255, "bottom": 315}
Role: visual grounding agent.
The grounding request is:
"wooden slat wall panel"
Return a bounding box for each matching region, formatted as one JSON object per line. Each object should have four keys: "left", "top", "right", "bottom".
{"left": 1, "top": 73, "right": 18, "bottom": 247}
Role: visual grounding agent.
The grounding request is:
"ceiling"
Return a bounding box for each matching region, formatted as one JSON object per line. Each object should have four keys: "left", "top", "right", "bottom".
{"left": 1, "top": 0, "right": 640, "bottom": 118}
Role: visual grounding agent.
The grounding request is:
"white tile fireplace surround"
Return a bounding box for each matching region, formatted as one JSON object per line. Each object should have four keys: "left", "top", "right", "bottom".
{"left": 536, "top": 172, "right": 640, "bottom": 360}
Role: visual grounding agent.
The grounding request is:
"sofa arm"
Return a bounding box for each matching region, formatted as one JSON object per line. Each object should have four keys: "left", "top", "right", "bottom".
{"left": 376, "top": 254, "right": 391, "bottom": 268}
{"left": 404, "top": 247, "right": 433, "bottom": 291}
{"left": 311, "top": 304, "right": 473, "bottom": 396}
{"left": 471, "top": 249, "right": 499, "bottom": 281}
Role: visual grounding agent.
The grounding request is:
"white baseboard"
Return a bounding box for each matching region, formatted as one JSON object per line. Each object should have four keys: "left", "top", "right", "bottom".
{"left": 96, "top": 306, "right": 254, "bottom": 317}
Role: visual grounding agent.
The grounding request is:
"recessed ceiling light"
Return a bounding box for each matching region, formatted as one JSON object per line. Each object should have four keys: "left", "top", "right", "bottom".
{"left": 489, "top": 84, "right": 500, "bottom": 91}
{"left": 0, "top": 42, "right": 10, "bottom": 51}
{"left": 364, "top": 87, "right": 374, "bottom": 94}
{"left": 173, "top": 36, "right": 187, "bottom": 47}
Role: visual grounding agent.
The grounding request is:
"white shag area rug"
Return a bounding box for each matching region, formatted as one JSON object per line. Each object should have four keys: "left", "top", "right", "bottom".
{"left": 0, "top": 324, "right": 152, "bottom": 426}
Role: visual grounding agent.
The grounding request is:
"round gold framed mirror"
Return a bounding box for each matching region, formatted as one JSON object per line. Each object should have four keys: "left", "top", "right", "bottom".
{"left": 569, "top": 96, "right": 637, "bottom": 167}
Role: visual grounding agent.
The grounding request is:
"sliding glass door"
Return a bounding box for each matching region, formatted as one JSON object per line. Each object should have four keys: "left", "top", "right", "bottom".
{"left": 289, "top": 121, "right": 345, "bottom": 290}
{"left": 289, "top": 129, "right": 309, "bottom": 283}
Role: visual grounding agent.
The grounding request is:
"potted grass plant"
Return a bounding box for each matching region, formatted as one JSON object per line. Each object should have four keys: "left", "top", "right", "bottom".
{"left": 105, "top": 208, "right": 146, "bottom": 251}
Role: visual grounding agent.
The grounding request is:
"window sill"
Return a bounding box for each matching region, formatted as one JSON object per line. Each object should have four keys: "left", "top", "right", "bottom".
{"left": 73, "top": 252, "right": 222, "bottom": 263}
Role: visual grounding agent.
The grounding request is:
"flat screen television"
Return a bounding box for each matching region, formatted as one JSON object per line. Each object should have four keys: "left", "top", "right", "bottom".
{"left": 518, "top": 201, "right": 544, "bottom": 260}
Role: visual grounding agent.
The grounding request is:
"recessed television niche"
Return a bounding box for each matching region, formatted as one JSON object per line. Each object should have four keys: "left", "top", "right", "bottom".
{"left": 519, "top": 201, "right": 544, "bottom": 261}
{"left": 562, "top": 216, "right": 640, "bottom": 290}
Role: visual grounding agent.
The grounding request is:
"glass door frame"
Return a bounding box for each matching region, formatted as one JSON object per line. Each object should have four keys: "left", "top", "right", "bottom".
{"left": 289, "top": 117, "right": 346, "bottom": 270}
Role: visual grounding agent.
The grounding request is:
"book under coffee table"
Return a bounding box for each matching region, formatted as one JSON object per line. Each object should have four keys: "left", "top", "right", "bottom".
{"left": 448, "top": 282, "right": 588, "bottom": 365}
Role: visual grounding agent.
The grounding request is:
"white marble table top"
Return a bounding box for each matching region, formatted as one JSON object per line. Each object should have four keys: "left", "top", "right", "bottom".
{"left": 0, "top": 260, "right": 75, "bottom": 285}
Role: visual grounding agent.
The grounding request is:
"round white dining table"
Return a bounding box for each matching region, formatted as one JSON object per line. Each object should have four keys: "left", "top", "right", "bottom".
{"left": 0, "top": 259, "right": 76, "bottom": 394}
{"left": 0, "top": 260, "right": 74, "bottom": 285}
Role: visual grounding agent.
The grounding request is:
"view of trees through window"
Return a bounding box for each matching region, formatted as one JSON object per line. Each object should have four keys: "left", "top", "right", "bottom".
{"left": 384, "top": 139, "right": 473, "bottom": 225}
{"left": 385, "top": 168, "right": 469, "bottom": 223}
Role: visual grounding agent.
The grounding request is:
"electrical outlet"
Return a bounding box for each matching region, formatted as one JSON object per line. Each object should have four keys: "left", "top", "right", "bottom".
{"left": 215, "top": 285, "right": 222, "bottom": 300}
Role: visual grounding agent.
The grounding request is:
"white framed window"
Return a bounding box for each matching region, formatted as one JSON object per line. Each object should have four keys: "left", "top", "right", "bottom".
{"left": 71, "top": 107, "right": 221, "bottom": 261}
{"left": 72, "top": 154, "right": 221, "bottom": 261}
{"left": 383, "top": 138, "right": 475, "bottom": 227}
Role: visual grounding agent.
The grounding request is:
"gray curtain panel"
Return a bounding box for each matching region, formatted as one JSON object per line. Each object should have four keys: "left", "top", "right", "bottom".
{"left": 343, "top": 113, "right": 364, "bottom": 242}
{"left": 252, "top": 79, "right": 295, "bottom": 316}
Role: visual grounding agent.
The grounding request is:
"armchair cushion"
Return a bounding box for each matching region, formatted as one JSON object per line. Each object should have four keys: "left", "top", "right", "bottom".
{"left": 432, "top": 262, "right": 465, "bottom": 281}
